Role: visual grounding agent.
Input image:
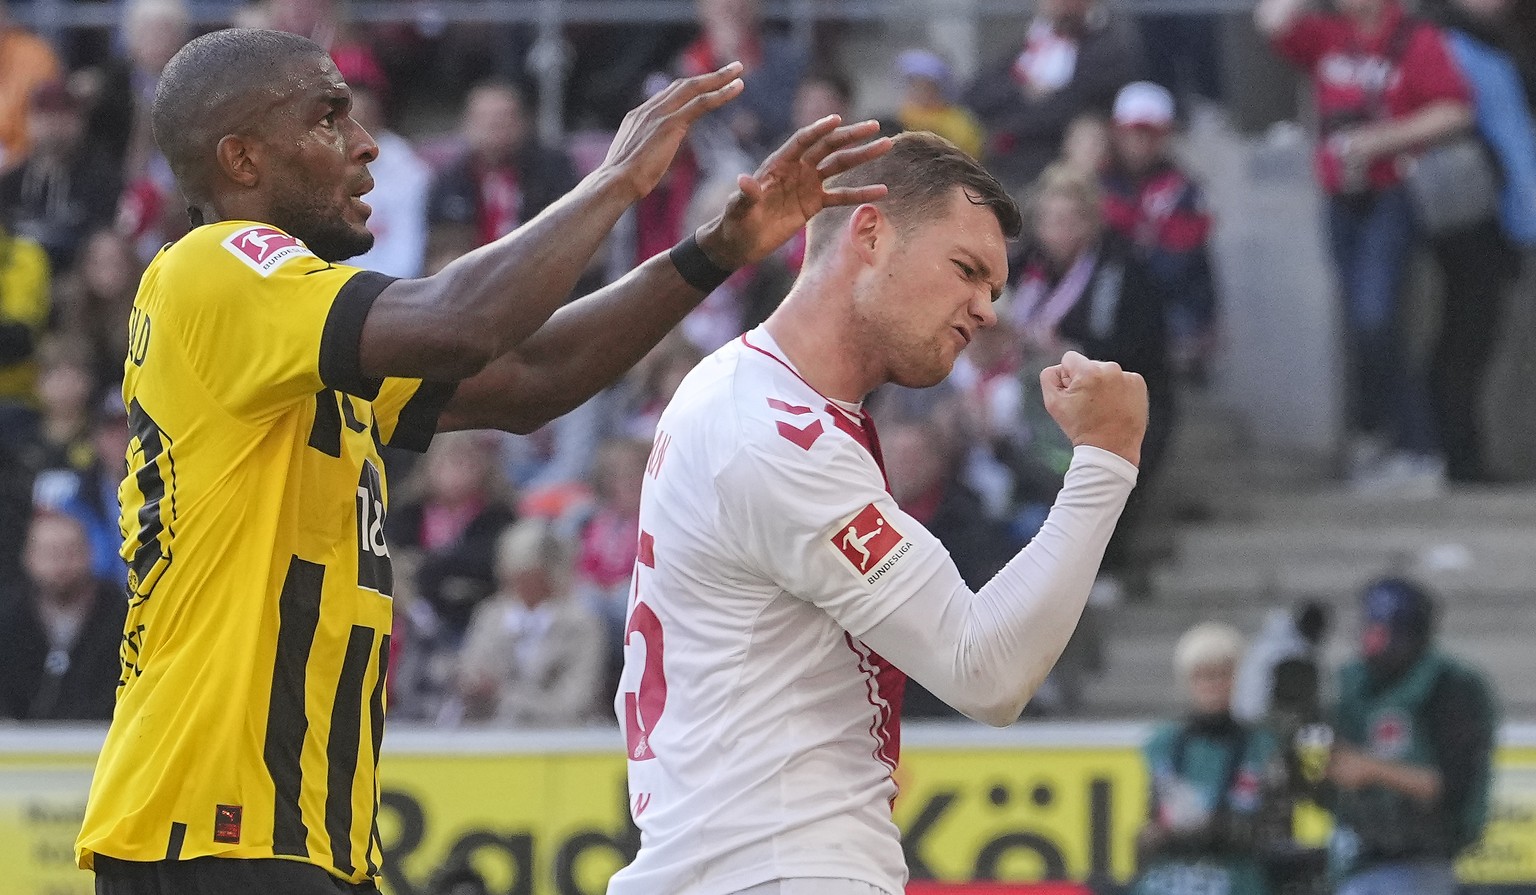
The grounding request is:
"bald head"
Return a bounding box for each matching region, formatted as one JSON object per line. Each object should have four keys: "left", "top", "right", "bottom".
{"left": 153, "top": 28, "right": 327, "bottom": 208}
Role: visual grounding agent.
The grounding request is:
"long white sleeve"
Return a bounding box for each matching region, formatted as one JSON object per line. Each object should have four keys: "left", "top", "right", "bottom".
{"left": 858, "top": 445, "right": 1138, "bottom": 726}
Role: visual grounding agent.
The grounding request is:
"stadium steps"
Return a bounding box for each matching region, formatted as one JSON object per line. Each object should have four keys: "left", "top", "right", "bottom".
{"left": 1079, "top": 400, "right": 1536, "bottom": 721}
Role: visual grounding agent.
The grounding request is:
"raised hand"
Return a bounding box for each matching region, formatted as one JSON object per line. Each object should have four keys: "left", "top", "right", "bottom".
{"left": 694, "top": 115, "right": 893, "bottom": 270}
{"left": 1040, "top": 350, "right": 1148, "bottom": 467}
{"left": 600, "top": 63, "right": 746, "bottom": 201}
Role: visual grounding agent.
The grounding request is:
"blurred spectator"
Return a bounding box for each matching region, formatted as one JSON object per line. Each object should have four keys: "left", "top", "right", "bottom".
{"left": 890, "top": 49, "right": 984, "bottom": 160}
{"left": 32, "top": 392, "right": 130, "bottom": 584}
{"left": 503, "top": 390, "right": 617, "bottom": 496}
{"left": 1011, "top": 164, "right": 1171, "bottom": 575}
{"left": 885, "top": 419, "right": 1014, "bottom": 590}
{"left": 454, "top": 518, "right": 604, "bottom": 727}
{"left": 691, "top": 69, "right": 856, "bottom": 335}
{"left": 1132, "top": 622, "right": 1278, "bottom": 895}
{"left": 792, "top": 69, "right": 854, "bottom": 135}
{"left": 964, "top": 0, "right": 1141, "bottom": 191}
{"left": 98, "top": 0, "right": 190, "bottom": 262}
{"left": 30, "top": 338, "right": 97, "bottom": 473}
{"left": 949, "top": 318, "right": 1029, "bottom": 523}
{"left": 1233, "top": 600, "right": 1331, "bottom": 725}
{"left": 346, "top": 84, "right": 430, "bottom": 278}
{"left": 390, "top": 431, "right": 519, "bottom": 642}
{"left": 52, "top": 229, "right": 142, "bottom": 392}
{"left": 573, "top": 437, "right": 648, "bottom": 640}
{"left": 1102, "top": 82, "right": 1220, "bottom": 381}
{"left": 675, "top": 0, "right": 809, "bottom": 156}
{"left": 1060, "top": 112, "right": 1111, "bottom": 178}
{"left": 615, "top": 333, "right": 705, "bottom": 439}
{"left": 75, "top": 0, "right": 188, "bottom": 172}
{"left": 1321, "top": 578, "right": 1498, "bottom": 895}
{"left": 428, "top": 80, "right": 578, "bottom": 248}
{"left": 1257, "top": 0, "right": 1474, "bottom": 491}
{"left": 0, "top": 80, "right": 123, "bottom": 271}
{"left": 0, "top": 0, "right": 62, "bottom": 173}
{"left": 1137, "top": 1, "right": 1224, "bottom": 104}
{"left": 0, "top": 511, "right": 126, "bottom": 720}
{"left": 0, "top": 219, "right": 50, "bottom": 452}
{"left": 1422, "top": 0, "right": 1536, "bottom": 483}
{"left": 238, "top": 0, "right": 389, "bottom": 100}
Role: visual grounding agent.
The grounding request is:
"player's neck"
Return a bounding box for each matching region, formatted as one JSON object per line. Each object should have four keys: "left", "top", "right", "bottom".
{"left": 763, "top": 287, "right": 881, "bottom": 404}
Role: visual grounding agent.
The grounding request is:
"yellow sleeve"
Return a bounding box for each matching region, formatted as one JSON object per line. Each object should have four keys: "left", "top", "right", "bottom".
{"left": 372, "top": 376, "right": 459, "bottom": 453}
{"left": 160, "top": 223, "right": 395, "bottom": 423}
{"left": 0, "top": 234, "right": 50, "bottom": 329}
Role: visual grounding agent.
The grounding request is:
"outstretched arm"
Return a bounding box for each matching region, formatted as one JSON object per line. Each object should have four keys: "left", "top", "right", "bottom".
{"left": 437, "top": 117, "right": 891, "bottom": 434}
{"left": 356, "top": 64, "right": 745, "bottom": 383}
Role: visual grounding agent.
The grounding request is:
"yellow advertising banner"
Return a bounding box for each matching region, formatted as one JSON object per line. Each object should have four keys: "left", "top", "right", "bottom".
{"left": 2, "top": 730, "right": 1534, "bottom": 895}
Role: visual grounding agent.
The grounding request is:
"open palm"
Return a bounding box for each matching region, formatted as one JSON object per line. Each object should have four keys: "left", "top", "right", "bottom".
{"left": 703, "top": 116, "right": 892, "bottom": 269}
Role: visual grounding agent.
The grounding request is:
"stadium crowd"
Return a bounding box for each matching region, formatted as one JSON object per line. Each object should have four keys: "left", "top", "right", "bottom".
{"left": 0, "top": 0, "right": 1532, "bottom": 732}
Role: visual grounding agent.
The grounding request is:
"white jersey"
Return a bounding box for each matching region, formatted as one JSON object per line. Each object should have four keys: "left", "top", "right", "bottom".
{"left": 608, "top": 329, "right": 953, "bottom": 895}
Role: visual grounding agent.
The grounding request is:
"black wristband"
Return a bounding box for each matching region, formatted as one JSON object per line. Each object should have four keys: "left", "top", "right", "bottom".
{"left": 669, "top": 234, "right": 736, "bottom": 293}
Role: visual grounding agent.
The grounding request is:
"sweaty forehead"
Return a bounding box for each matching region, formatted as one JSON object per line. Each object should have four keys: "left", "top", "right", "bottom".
{"left": 943, "top": 192, "right": 1009, "bottom": 270}
{"left": 269, "top": 53, "right": 347, "bottom": 108}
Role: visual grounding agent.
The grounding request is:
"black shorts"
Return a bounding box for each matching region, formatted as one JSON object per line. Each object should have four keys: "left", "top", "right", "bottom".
{"left": 94, "top": 855, "right": 381, "bottom": 895}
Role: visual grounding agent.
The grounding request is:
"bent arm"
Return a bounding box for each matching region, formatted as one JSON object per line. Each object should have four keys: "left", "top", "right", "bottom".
{"left": 1350, "top": 101, "right": 1473, "bottom": 160}
{"left": 860, "top": 447, "right": 1137, "bottom": 726}
{"left": 358, "top": 168, "right": 639, "bottom": 383}
{"left": 352, "top": 64, "right": 746, "bottom": 383}
{"left": 436, "top": 250, "right": 707, "bottom": 433}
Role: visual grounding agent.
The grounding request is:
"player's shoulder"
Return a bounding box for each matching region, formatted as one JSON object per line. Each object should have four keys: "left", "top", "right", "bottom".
{"left": 156, "top": 221, "right": 330, "bottom": 285}
{"left": 696, "top": 334, "right": 882, "bottom": 486}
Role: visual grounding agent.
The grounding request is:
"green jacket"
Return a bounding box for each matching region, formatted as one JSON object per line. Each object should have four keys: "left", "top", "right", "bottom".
{"left": 1329, "top": 651, "right": 1498, "bottom": 876}
{"left": 1133, "top": 716, "right": 1278, "bottom": 895}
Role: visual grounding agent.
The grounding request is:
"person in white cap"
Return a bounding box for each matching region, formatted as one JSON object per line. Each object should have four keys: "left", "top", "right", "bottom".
{"left": 1102, "top": 81, "right": 1219, "bottom": 382}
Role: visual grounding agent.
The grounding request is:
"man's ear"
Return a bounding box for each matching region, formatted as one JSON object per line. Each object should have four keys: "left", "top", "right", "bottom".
{"left": 215, "top": 134, "right": 261, "bottom": 189}
{"left": 848, "top": 204, "right": 886, "bottom": 265}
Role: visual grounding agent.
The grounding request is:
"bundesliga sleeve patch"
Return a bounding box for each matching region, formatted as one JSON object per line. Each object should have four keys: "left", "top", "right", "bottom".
{"left": 222, "top": 225, "right": 313, "bottom": 276}
{"left": 832, "top": 503, "right": 913, "bottom": 585}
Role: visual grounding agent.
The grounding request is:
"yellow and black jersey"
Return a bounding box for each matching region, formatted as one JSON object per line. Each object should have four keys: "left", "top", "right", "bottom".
{"left": 0, "top": 228, "right": 51, "bottom": 404}
{"left": 76, "top": 221, "right": 455, "bottom": 884}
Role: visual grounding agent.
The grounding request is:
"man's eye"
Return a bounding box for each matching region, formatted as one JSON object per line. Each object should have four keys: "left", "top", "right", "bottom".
{"left": 954, "top": 260, "right": 974, "bottom": 277}
{"left": 323, "top": 112, "right": 338, "bottom": 127}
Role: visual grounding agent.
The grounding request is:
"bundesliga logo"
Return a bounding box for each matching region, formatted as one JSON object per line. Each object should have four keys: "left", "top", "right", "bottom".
{"left": 223, "top": 226, "right": 312, "bottom": 276}
{"left": 832, "top": 504, "right": 909, "bottom": 583}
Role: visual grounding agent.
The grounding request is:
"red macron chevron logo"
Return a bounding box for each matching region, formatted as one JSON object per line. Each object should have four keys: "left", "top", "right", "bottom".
{"left": 777, "top": 419, "right": 824, "bottom": 450}
{"left": 767, "top": 398, "right": 813, "bottom": 415}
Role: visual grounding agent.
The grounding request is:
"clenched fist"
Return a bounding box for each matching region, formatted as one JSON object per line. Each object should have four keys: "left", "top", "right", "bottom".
{"left": 1040, "top": 351, "right": 1148, "bottom": 467}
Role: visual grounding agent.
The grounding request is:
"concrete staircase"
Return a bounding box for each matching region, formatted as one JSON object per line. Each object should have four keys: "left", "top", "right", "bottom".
{"left": 1083, "top": 403, "right": 1536, "bottom": 720}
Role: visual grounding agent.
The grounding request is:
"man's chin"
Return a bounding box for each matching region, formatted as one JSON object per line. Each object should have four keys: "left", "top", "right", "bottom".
{"left": 890, "top": 360, "right": 953, "bottom": 390}
{"left": 312, "top": 227, "right": 375, "bottom": 263}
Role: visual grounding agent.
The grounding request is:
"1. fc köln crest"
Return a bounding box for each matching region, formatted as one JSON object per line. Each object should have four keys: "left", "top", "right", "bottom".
{"left": 832, "top": 504, "right": 909, "bottom": 583}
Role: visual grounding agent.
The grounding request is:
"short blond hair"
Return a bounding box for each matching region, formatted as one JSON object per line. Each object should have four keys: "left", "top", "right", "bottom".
{"left": 495, "top": 518, "right": 574, "bottom": 587}
{"left": 1030, "top": 162, "right": 1105, "bottom": 230}
{"left": 1173, "top": 621, "right": 1245, "bottom": 680}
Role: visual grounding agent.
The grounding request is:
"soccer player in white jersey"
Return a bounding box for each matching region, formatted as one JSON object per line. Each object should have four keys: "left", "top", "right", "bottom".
{"left": 608, "top": 132, "right": 1149, "bottom": 895}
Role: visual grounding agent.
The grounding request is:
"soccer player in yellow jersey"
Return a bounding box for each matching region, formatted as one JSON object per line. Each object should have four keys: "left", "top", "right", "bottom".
{"left": 77, "top": 27, "right": 891, "bottom": 895}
